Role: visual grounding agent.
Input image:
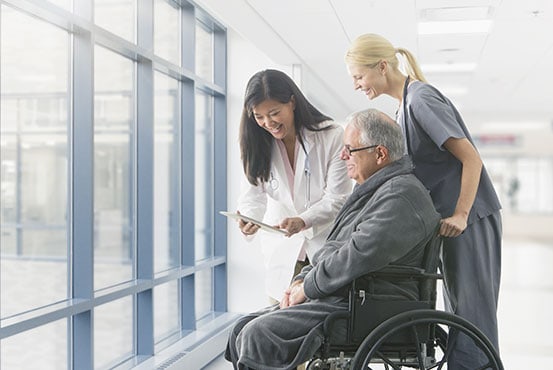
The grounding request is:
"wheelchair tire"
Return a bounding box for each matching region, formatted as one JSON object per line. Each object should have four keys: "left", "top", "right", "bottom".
{"left": 350, "top": 309, "right": 503, "bottom": 370}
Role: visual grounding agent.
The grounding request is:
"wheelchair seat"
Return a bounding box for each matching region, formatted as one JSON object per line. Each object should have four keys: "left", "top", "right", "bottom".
{"left": 308, "top": 231, "right": 503, "bottom": 370}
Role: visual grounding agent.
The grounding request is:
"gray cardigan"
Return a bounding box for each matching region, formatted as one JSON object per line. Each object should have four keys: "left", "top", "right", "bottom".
{"left": 299, "top": 156, "right": 440, "bottom": 300}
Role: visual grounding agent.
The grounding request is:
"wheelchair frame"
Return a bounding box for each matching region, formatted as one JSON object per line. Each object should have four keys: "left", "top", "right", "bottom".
{"left": 307, "top": 232, "right": 503, "bottom": 370}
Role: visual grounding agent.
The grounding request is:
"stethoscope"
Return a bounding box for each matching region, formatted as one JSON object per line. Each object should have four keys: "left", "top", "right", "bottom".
{"left": 269, "top": 150, "right": 312, "bottom": 210}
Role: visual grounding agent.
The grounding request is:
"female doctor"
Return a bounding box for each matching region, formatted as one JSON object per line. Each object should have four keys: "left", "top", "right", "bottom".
{"left": 237, "top": 69, "right": 352, "bottom": 303}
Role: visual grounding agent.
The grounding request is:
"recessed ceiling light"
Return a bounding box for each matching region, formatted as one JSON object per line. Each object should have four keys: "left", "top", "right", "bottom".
{"left": 418, "top": 20, "right": 492, "bottom": 35}
{"left": 419, "top": 6, "right": 493, "bottom": 22}
{"left": 421, "top": 63, "right": 477, "bottom": 73}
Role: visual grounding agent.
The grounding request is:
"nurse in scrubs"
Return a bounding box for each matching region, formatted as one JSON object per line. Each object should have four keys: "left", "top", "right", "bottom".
{"left": 237, "top": 69, "right": 352, "bottom": 304}
{"left": 344, "top": 33, "right": 502, "bottom": 369}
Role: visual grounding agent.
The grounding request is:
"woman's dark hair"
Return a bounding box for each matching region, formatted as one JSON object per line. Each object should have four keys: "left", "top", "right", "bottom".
{"left": 240, "top": 69, "right": 333, "bottom": 186}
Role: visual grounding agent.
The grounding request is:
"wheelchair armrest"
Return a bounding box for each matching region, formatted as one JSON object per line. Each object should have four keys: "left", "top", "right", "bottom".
{"left": 363, "top": 265, "right": 443, "bottom": 281}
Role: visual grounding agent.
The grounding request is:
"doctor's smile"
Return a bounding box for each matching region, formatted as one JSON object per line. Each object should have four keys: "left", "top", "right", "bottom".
{"left": 252, "top": 97, "right": 296, "bottom": 140}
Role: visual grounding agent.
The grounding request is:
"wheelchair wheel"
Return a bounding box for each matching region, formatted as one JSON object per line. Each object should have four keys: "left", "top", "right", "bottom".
{"left": 350, "top": 309, "right": 503, "bottom": 370}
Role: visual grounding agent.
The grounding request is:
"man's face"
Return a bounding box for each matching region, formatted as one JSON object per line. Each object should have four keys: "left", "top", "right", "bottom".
{"left": 341, "top": 124, "right": 378, "bottom": 184}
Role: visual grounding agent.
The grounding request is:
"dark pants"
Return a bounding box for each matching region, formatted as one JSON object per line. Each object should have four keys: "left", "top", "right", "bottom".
{"left": 441, "top": 212, "right": 502, "bottom": 369}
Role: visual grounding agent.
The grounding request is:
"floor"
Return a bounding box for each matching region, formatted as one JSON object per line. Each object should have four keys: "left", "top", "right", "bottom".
{"left": 203, "top": 237, "right": 553, "bottom": 369}
{"left": 1, "top": 237, "right": 551, "bottom": 369}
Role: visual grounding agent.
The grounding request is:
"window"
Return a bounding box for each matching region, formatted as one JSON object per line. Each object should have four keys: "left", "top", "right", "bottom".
{"left": 94, "top": 45, "right": 134, "bottom": 290}
{"left": 484, "top": 156, "right": 553, "bottom": 214}
{"left": 0, "top": 1, "right": 228, "bottom": 368}
{"left": 154, "top": 72, "right": 180, "bottom": 272}
{"left": 0, "top": 4, "right": 69, "bottom": 318}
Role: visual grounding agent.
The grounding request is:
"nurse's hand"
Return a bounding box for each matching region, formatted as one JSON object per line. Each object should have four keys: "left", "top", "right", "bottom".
{"left": 237, "top": 210, "right": 260, "bottom": 236}
{"left": 279, "top": 217, "right": 306, "bottom": 237}
{"left": 439, "top": 214, "right": 467, "bottom": 238}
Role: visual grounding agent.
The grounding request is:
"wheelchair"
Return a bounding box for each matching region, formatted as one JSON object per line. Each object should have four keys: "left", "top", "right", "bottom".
{"left": 307, "top": 232, "right": 503, "bottom": 370}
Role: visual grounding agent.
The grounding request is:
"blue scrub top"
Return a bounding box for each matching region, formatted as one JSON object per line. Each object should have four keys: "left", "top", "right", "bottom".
{"left": 398, "top": 81, "right": 501, "bottom": 224}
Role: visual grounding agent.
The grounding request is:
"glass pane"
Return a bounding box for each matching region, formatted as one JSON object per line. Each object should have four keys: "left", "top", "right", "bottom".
{"left": 517, "top": 158, "right": 553, "bottom": 213}
{"left": 1, "top": 318, "right": 67, "bottom": 370}
{"left": 195, "top": 268, "right": 212, "bottom": 320}
{"left": 94, "top": 296, "right": 133, "bottom": 369}
{"left": 154, "top": 72, "right": 180, "bottom": 272}
{"left": 1, "top": 5, "right": 69, "bottom": 317}
{"left": 94, "top": 46, "right": 134, "bottom": 290}
{"left": 154, "top": 0, "right": 180, "bottom": 66}
{"left": 194, "top": 91, "right": 213, "bottom": 262}
{"left": 95, "top": 0, "right": 135, "bottom": 43}
{"left": 154, "top": 280, "right": 179, "bottom": 341}
{"left": 195, "top": 21, "right": 213, "bottom": 82}
{"left": 48, "top": 0, "right": 72, "bottom": 11}
{"left": 1, "top": 135, "right": 16, "bottom": 228}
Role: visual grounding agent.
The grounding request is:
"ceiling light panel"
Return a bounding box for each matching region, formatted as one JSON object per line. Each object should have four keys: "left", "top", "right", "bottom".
{"left": 418, "top": 20, "right": 492, "bottom": 35}
{"left": 417, "top": 33, "right": 487, "bottom": 63}
{"left": 419, "top": 6, "right": 493, "bottom": 22}
{"left": 421, "top": 62, "right": 477, "bottom": 73}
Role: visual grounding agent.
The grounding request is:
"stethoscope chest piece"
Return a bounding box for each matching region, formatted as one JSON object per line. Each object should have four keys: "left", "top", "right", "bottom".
{"left": 269, "top": 172, "right": 279, "bottom": 190}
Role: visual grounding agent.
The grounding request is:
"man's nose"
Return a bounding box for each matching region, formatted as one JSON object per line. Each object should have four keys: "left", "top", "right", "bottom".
{"left": 340, "top": 147, "right": 350, "bottom": 160}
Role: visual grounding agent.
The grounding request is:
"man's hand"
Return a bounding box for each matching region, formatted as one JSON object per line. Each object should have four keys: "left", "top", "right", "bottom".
{"left": 280, "top": 280, "right": 307, "bottom": 308}
{"left": 279, "top": 217, "right": 306, "bottom": 237}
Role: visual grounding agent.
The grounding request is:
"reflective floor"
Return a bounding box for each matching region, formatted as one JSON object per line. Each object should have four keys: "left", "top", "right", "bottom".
{"left": 1, "top": 237, "right": 551, "bottom": 369}
{"left": 204, "top": 237, "right": 553, "bottom": 369}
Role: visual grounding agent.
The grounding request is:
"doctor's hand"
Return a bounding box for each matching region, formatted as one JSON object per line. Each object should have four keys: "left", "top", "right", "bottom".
{"left": 237, "top": 210, "right": 260, "bottom": 236}
{"left": 280, "top": 280, "right": 306, "bottom": 309}
{"left": 439, "top": 213, "right": 467, "bottom": 238}
{"left": 279, "top": 217, "right": 306, "bottom": 237}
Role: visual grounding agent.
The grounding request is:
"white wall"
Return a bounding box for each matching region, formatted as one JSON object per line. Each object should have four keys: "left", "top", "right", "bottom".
{"left": 225, "top": 29, "right": 292, "bottom": 313}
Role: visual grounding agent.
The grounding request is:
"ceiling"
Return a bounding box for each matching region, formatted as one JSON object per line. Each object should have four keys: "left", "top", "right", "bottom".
{"left": 196, "top": 0, "right": 553, "bottom": 131}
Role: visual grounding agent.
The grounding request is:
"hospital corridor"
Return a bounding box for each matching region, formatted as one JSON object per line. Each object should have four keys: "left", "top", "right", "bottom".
{"left": 1, "top": 0, "right": 552, "bottom": 369}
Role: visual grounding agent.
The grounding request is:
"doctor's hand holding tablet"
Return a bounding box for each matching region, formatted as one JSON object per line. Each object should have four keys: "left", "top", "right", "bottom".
{"left": 220, "top": 211, "right": 304, "bottom": 237}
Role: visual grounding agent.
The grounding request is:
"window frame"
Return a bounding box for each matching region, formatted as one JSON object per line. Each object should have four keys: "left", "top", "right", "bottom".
{"left": 0, "top": 0, "right": 229, "bottom": 368}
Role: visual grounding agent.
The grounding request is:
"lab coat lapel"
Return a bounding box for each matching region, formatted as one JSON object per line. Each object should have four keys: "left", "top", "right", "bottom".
{"left": 271, "top": 142, "right": 294, "bottom": 206}
{"left": 293, "top": 130, "right": 314, "bottom": 211}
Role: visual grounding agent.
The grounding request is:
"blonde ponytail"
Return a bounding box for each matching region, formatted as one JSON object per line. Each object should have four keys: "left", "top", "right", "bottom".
{"left": 396, "top": 47, "right": 427, "bottom": 83}
{"left": 346, "top": 33, "right": 427, "bottom": 83}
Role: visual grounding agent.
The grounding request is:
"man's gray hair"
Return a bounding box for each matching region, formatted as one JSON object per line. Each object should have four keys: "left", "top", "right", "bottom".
{"left": 346, "top": 109, "right": 405, "bottom": 161}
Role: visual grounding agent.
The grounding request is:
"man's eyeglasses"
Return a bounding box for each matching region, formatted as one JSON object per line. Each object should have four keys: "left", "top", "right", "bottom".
{"left": 343, "top": 144, "right": 378, "bottom": 156}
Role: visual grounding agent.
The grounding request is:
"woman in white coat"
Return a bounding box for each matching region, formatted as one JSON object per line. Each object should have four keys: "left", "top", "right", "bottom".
{"left": 237, "top": 69, "right": 352, "bottom": 303}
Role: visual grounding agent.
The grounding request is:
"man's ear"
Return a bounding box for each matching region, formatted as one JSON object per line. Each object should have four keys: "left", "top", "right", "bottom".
{"left": 375, "top": 145, "right": 388, "bottom": 164}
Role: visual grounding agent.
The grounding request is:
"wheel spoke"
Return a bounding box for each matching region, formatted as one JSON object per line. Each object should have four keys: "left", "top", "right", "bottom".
{"left": 410, "top": 324, "right": 426, "bottom": 369}
{"left": 363, "top": 350, "right": 402, "bottom": 370}
{"left": 441, "top": 327, "right": 458, "bottom": 363}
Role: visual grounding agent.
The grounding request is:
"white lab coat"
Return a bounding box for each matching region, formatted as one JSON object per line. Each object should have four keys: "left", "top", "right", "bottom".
{"left": 238, "top": 123, "right": 352, "bottom": 300}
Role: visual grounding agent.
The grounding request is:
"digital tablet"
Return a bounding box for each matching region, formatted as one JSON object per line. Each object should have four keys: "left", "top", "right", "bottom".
{"left": 219, "top": 211, "right": 287, "bottom": 235}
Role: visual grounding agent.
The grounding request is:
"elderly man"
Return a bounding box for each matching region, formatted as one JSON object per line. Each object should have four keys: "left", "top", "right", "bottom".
{"left": 225, "top": 109, "right": 440, "bottom": 370}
